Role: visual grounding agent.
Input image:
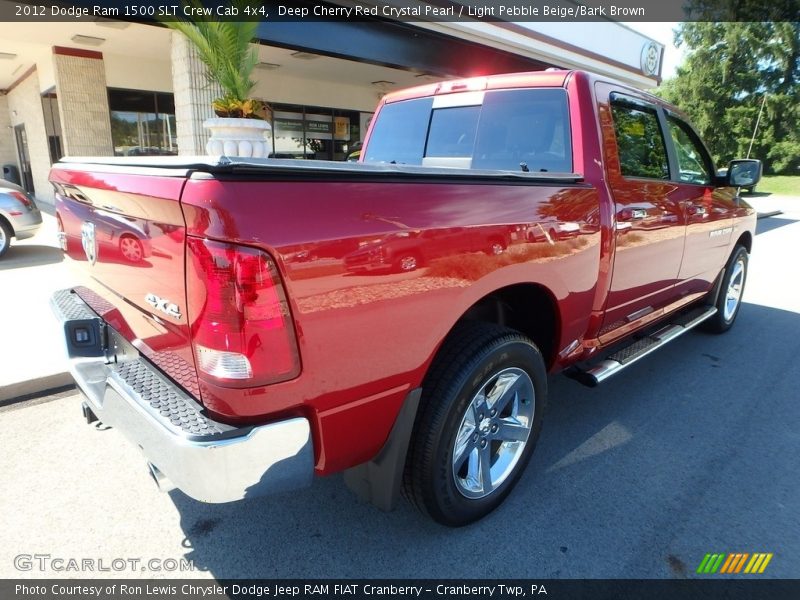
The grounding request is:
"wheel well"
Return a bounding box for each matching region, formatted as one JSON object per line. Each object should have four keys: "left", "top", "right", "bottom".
{"left": 736, "top": 231, "right": 752, "bottom": 254}
{"left": 454, "top": 283, "right": 559, "bottom": 369}
{"left": 0, "top": 214, "right": 13, "bottom": 236}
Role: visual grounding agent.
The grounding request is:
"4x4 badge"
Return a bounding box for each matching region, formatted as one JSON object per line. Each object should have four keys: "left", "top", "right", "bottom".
{"left": 145, "top": 293, "right": 182, "bottom": 320}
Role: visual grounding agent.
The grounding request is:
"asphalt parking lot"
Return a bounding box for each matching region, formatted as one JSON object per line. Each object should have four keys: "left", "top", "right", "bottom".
{"left": 1, "top": 198, "right": 798, "bottom": 580}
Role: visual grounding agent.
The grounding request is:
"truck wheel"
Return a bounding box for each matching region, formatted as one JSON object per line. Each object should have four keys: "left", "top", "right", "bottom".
{"left": 396, "top": 254, "right": 419, "bottom": 272}
{"left": 0, "top": 219, "right": 12, "bottom": 258}
{"left": 404, "top": 322, "right": 546, "bottom": 526}
{"left": 119, "top": 235, "right": 144, "bottom": 262}
{"left": 703, "top": 245, "right": 748, "bottom": 333}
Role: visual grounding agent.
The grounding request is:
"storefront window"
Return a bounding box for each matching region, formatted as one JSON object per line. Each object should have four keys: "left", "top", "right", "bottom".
{"left": 109, "top": 89, "right": 177, "bottom": 156}
{"left": 269, "top": 103, "right": 362, "bottom": 161}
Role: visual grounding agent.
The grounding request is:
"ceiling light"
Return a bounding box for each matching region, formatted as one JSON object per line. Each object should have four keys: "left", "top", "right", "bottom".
{"left": 71, "top": 35, "right": 106, "bottom": 46}
{"left": 256, "top": 62, "right": 281, "bottom": 70}
{"left": 0, "top": 52, "right": 17, "bottom": 60}
{"left": 290, "top": 51, "right": 319, "bottom": 60}
{"left": 94, "top": 20, "right": 131, "bottom": 30}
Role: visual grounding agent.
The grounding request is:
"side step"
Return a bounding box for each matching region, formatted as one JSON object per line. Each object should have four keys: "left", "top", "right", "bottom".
{"left": 566, "top": 306, "right": 717, "bottom": 387}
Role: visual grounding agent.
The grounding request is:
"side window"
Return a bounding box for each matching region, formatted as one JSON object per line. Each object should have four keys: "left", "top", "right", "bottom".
{"left": 610, "top": 101, "right": 669, "bottom": 180}
{"left": 666, "top": 116, "right": 712, "bottom": 185}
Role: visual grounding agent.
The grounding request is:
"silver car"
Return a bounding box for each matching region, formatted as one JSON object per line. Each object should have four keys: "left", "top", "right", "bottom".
{"left": 0, "top": 179, "right": 42, "bottom": 258}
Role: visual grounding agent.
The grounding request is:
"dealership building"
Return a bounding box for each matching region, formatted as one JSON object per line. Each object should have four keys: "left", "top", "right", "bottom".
{"left": 0, "top": 1, "right": 663, "bottom": 201}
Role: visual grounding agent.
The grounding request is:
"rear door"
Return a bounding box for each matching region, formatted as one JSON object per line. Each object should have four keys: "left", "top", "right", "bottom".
{"left": 597, "top": 85, "right": 686, "bottom": 330}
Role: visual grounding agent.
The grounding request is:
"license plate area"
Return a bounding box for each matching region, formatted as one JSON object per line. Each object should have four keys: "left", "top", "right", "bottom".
{"left": 63, "top": 317, "right": 106, "bottom": 358}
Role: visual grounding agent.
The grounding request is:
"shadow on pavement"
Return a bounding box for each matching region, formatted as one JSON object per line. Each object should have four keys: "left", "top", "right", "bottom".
{"left": 0, "top": 245, "right": 63, "bottom": 269}
{"left": 756, "top": 216, "right": 798, "bottom": 236}
{"left": 166, "top": 302, "right": 800, "bottom": 579}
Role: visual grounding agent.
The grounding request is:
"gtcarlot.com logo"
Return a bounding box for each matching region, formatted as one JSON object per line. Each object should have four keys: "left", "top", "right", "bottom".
{"left": 697, "top": 552, "right": 773, "bottom": 574}
{"left": 14, "top": 554, "right": 195, "bottom": 573}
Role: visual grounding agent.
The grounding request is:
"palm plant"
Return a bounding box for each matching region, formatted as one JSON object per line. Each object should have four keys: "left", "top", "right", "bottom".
{"left": 166, "top": 1, "right": 265, "bottom": 118}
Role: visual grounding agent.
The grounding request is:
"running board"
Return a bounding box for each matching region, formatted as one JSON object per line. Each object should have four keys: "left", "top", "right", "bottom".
{"left": 566, "top": 306, "right": 718, "bottom": 387}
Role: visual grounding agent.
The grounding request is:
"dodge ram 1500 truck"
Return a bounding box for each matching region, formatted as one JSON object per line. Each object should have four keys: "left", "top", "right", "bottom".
{"left": 51, "top": 70, "right": 760, "bottom": 526}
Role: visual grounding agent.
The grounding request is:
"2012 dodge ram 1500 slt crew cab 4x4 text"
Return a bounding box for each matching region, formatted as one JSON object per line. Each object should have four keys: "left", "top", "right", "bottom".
{"left": 51, "top": 70, "right": 760, "bottom": 526}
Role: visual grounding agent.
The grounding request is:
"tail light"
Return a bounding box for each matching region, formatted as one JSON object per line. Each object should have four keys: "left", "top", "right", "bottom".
{"left": 10, "top": 191, "right": 35, "bottom": 211}
{"left": 186, "top": 238, "right": 300, "bottom": 387}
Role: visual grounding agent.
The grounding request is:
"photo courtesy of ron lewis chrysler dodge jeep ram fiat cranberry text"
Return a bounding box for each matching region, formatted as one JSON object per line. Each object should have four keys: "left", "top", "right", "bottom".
{"left": 51, "top": 70, "right": 760, "bottom": 526}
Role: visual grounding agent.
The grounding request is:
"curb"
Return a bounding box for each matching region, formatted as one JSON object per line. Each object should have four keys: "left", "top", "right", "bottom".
{"left": 756, "top": 210, "right": 783, "bottom": 219}
{"left": 0, "top": 372, "right": 74, "bottom": 404}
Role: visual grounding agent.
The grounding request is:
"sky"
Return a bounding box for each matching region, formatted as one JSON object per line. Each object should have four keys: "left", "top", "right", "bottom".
{"left": 624, "top": 22, "right": 685, "bottom": 80}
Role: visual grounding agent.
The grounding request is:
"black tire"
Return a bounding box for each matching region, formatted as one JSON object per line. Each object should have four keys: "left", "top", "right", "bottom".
{"left": 404, "top": 322, "right": 546, "bottom": 526}
{"left": 0, "top": 219, "right": 12, "bottom": 259}
{"left": 395, "top": 253, "right": 420, "bottom": 272}
{"left": 702, "top": 245, "right": 749, "bottom": 333}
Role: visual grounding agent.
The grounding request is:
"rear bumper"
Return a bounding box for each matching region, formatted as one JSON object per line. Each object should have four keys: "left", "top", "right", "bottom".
{"left": 50, "top": 288, "right": 314, "bottom": 503}
{"left": 11, "top": 209, "right": 42, "bottom": 240}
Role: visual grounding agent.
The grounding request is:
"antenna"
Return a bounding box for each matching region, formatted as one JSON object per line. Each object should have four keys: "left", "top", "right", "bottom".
{"left": 747, "top": 94, "right": 767, "bottom": 159}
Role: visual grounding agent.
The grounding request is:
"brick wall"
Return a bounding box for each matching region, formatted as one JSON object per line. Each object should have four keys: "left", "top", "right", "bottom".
{"left": 171, "top": 32, "right": 220, "bottom": 156}
{"left": 52, "top": 49, "right": 113, "bottom": 157}
{"left": 6, "top": 70, "right": 53, "bottom": 202}
{"left": 0, "top": 94, "right": 17, "bottom": 170}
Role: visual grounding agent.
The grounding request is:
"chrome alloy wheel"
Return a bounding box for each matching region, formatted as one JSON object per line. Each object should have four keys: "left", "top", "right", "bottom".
{"left": 452, "top": 367, "right": 535, "bottom": 499}
{"left": 723, "top": 257, "right": 746, "bottom": 321}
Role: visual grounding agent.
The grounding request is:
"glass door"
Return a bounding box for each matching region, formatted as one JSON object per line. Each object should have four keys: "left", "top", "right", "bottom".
{"left": 13, "top": 124, "right": 35, "bottom": 195}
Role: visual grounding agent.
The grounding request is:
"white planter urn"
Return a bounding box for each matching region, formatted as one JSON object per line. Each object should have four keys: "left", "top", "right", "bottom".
{"left": 203, "top": 117, "right": 271, "bottom": 158}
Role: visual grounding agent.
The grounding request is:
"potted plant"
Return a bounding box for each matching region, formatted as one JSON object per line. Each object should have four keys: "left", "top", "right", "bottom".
{"left": 167, "top": 2, "right": 271, "bottom": 157}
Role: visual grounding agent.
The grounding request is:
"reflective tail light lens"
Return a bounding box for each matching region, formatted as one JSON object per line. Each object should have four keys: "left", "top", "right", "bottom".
{"left": 10, "top": 191, "right": 34, "bottom": 210}
{"left": 186, "top": 238, "right": 300, "bottom": 387}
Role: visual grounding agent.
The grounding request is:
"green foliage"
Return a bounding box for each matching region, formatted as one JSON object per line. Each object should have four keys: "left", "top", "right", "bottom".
{"left": 758, "top": 175, "right": 800, "bottom": 196}
{"left": 656, "top": 21, "right": 799, "bottom": 175}
{"left": 165, "top": 0, "right": 260, "bottom": 112}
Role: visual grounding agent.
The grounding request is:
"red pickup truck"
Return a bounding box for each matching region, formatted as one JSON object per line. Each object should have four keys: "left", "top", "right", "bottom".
{"left": 51, "top": 70, "right": 760, "bottom": 526}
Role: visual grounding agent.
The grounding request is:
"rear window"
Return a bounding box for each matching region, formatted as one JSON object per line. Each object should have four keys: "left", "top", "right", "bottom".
{"left": 364, "top": 88, "right": 572, "bottom": 173}
{"left": 363, "top": 97, "right": 433, "bottom": 165}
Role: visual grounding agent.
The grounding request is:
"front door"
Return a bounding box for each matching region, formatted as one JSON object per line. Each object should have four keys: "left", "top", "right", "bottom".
{"left": 14, "top": 124, "right": 35, "bottom": 195}
{"left": 663, "top": 112, "right": 736, "bottom": 293}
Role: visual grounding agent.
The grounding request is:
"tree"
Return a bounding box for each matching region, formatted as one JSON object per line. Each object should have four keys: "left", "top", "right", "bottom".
{"left": 656, "top": 22, "right": 799, "bottom": 174}
{"left": 164, "top": 0, "right": 264, "bottom": 118}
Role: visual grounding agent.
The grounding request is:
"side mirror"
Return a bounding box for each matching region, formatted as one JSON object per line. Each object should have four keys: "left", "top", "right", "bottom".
{"left": 728, "top": 159, "right": 762, "bottom": 188}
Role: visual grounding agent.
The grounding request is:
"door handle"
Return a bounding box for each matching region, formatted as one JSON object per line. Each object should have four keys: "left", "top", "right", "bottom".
{"left": 689, "top": 205, "right": 707, "bottom": 216}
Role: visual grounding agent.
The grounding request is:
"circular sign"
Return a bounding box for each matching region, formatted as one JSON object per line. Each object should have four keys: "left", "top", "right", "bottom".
{"left": 641, "top": 42, "right": 660, "bottom": 76}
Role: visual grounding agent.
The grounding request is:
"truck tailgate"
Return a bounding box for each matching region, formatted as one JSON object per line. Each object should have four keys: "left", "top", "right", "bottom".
{"left": 50, "top": 165, "right": 200, "bottom": 398}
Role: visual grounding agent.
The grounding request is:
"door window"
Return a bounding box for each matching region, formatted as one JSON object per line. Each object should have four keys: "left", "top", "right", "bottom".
{"left": 610, "top": 101, "right": 669, "bottom": 180}
{"left": 666, "top": 116, "right": 713, "bottom": 185}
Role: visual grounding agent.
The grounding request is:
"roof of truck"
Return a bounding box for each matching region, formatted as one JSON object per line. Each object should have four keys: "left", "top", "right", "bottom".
{"left": 381, "top": 69, "right": 573, "bottom": 104}
{"left": 379, "top": 68, "right": 682, "bottom": 120}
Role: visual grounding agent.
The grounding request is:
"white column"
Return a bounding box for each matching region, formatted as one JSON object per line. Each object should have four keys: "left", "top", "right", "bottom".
{"left": 0, "top": 94, "right": 16, "bottom": 167}
{"left": 170, "top": 32, "right": 221, "bottom": 156}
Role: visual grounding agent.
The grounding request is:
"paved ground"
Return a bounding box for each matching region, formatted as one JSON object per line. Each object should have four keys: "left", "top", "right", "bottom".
{"left": 0, "top": 200, "right": 73, "bottom": 400}
{"left": 1, "top": 194, "right": 798, "bottom": 579}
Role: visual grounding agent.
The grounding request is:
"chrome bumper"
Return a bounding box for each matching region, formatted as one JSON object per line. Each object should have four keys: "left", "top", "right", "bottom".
{"left": 50, "top": 288, "right": 314, "bottom": 503}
